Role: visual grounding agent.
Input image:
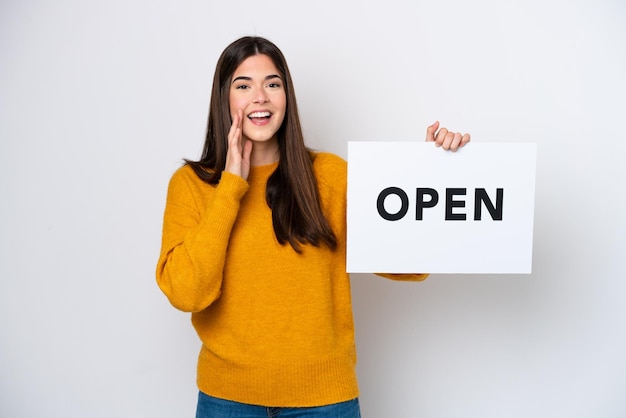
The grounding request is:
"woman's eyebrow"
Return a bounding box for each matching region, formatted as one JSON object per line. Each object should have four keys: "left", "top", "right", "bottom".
{"left": 232, "top": 74, "right": 282, "bottom": 84}
{"left": 232, "top": 76, "right": 251, "bottom": 84}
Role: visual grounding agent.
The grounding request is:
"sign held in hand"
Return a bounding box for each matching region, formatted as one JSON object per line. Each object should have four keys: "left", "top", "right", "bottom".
{"left": 347, "top": 142, "right": 537, "bottom": 274}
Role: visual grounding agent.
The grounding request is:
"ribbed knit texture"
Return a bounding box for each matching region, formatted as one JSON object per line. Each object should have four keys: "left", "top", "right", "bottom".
{"left": 156, "top": 152, "right": 428, "bottom": 407}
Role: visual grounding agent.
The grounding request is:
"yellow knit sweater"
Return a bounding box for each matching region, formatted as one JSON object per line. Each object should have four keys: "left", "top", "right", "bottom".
{"left": 156, "top": 152, "right": 427, "bottom": 407}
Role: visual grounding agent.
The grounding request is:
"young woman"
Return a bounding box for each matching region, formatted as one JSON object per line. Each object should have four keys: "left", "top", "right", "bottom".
{"left": 156, "top": 36, "right": 470, "bottom": 418}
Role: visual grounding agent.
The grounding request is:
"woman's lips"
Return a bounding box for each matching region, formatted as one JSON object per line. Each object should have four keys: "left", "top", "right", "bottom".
{"left": 247, "top": 110, "right": 272, "bottom": 126}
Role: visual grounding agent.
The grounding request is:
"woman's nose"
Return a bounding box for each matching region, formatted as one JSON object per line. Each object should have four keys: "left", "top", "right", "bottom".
{"left": 252, "top": 89, "right": 268, "bottom": 104}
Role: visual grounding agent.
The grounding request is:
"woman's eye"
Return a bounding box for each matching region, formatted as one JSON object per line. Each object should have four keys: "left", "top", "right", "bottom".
{"left": 268, "top": 82, "right": 281, "bottom": 89}
{"left": 235, "top": 84, "right": 249, "bottom": 90}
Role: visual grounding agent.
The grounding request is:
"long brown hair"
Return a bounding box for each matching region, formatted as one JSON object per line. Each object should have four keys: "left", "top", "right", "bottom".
{"left": 186, "top": 36, "right": 337, "bottom": 252}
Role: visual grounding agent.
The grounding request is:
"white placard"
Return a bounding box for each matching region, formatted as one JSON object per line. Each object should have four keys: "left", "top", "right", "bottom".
{"left": 347, "top": 142, "right": 537, "bottom": 274}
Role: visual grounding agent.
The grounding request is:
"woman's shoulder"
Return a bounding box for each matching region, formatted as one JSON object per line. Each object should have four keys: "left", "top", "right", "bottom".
{"left": 311, "top": 151, "right": 347, "bottom": 175}
{"left": 310, "top": 151, "right": 347, "bottom": 190}
{"left": 167, "top": 163, "right": 219, "bottom": 196}
{"left": 168, "top": 163, "right": 198, "bottom": 185}
{"left": 170, "top": 163, "right": 216, "bottom": 183}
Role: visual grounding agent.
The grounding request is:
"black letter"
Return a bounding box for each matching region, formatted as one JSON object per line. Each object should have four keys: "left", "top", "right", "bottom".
{"left": 445, "top": 188, "right": 466, "bottom": 221}
{"left": 377, "top": 187, "right": 409, "bottom": 221}
{"left": 416, "top": 188, "right": 439, "bottom": 220}
{"left": 474, "top": 188, "right": 504, "bottom": 221}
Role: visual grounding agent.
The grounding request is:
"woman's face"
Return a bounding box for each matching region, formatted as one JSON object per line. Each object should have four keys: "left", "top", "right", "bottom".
{"left": 229, "top": 54, "right": 287, "bottom": 146}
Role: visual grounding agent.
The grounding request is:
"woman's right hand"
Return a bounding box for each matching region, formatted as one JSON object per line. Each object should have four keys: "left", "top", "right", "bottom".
{"left": 225, "top": 109, "right": 253, "bottom": 180}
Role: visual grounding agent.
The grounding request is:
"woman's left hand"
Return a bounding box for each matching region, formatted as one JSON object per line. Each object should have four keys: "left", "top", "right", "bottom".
{"left": 426, "top": 121, "right": 470, "bottom": 152}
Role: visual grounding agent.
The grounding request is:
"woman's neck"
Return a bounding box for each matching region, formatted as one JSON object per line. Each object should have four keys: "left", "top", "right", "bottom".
{"left": 249, "top": 138, "right": 280, "bottom": 166}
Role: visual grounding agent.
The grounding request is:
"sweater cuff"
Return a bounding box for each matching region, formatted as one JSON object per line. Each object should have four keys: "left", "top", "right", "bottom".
{"left": 219, "top": 171, "right": 250, "bottom": 201}
{"left": 375, "top": 273, "right": 429, "bottom": 282}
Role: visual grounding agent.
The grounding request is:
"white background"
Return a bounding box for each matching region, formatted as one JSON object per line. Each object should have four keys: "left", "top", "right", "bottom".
{"left": 1, "top": 1, "right": 625, "bottom": 417}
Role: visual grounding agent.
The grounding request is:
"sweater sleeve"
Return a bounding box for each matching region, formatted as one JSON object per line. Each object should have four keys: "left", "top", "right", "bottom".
{"left": 375, "top": 273, "right": 429, "bottom": 282}
{"left": 156, "top": 169, "right": 249, "bottom": 312}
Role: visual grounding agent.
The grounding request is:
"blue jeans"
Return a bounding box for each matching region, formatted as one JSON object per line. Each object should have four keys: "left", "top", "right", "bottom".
{"left": 196, "top": 391, "right": 361, "bottom": 418}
